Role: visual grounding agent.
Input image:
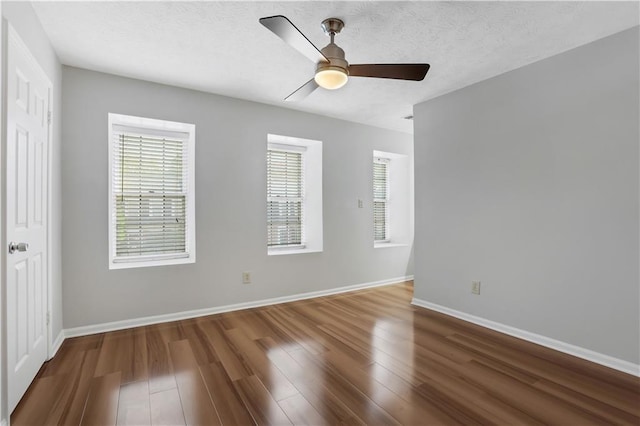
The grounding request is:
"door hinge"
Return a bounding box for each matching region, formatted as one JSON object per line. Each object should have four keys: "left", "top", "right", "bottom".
{"left": 47, "top": 111, "right": 52, "bottom": 125}
{"left": 46, "top": 312, "right": 50, "bottom": 326}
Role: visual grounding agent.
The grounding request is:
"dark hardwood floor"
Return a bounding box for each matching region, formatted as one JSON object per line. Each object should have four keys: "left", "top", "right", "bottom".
{"left": 12, "top": 282, "right": 640, "bottom": 425}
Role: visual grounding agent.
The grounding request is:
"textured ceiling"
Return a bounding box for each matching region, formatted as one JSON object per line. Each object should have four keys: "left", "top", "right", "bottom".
{"left": 32, "top": 1, "right": 639, "bottom": 134}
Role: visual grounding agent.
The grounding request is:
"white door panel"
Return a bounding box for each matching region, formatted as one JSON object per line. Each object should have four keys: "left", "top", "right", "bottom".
{"left": 6, "top": 26, "right": 51, "bottom": 413}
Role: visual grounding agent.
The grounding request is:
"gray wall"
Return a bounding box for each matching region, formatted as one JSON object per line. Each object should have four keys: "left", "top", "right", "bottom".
{"left": 62, "top": 67, "right": 414, "bottom": 329}
{"left": 1, "top": 2, "right": 63, "bottom": 421}
{"left": 414, "top": 27, "right": 639, "bottom": 364}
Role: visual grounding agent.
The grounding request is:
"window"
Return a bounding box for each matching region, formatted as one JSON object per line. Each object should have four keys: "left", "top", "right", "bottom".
{"left": 108, "top": 113, "right": 195, "bottom": 269}
{"left": 373, "top": 157, "right": 390, "bottom": 242}
{"left": 267, "top": 134, "right": 322, "bottom": 255}
{"left": 267, "top": 147, "right": 304, "bottom": 247}
{"left": 373, "top": 150, "right": 411, "bottom": 248}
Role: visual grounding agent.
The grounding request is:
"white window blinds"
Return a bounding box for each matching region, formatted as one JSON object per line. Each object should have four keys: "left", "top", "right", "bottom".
{"left": 112, "top": 128, "right": 189, "bottom": 259}
{"left": 267, "top": 148, "right": 304, "bottom": 247}
{"left": 373, "top": 159, "right": 389, "bottom": 241}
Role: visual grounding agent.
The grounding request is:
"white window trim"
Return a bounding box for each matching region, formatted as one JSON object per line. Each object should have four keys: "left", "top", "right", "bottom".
{"left": 108, "top": 113, "right": 196, "bottom": 269}
{"left": 267, "top": 134, "right": 322, "bottom": 256}
{"left": 374, "top": 242, "right": 408, "bottom": 249}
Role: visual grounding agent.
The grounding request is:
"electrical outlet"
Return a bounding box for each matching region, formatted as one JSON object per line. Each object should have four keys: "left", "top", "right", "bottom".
{"left": 242, "top": 271, "right": 251, "bottom": 284}
{"left": 358, "top": 199, "right": 363, "bottom": 208}
{"left": 471, "top": 281, "right": 481, "bottom": 295}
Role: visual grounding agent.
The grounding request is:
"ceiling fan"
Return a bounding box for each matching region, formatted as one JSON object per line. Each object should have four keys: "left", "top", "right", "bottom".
{"left": 259, "top": 15, "right": 430, "bottom": 101}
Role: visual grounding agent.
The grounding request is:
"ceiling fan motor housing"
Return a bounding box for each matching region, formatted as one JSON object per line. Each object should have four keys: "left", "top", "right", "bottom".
{"left": 317, "top": 42, "right": 349, "bottom": 75}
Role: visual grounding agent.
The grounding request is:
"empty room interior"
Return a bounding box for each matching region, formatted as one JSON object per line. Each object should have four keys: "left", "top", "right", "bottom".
{"left": 0, "top": 1, "right": 639, "bottom": 425}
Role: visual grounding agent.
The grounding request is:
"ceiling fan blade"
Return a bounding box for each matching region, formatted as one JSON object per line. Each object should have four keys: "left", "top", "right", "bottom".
{"left": 284, "top": 78, "right": 319, "bottom": 102}
{"left": 348, "top": 64, "right": 430, "bottom": 81}
{"left": 259, "top": 15, "right": 328, "bottom": 63}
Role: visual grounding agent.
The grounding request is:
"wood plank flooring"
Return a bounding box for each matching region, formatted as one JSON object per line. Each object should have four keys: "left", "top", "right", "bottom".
{"left": 12, "top": 282, "right": 640, "bottom": 425}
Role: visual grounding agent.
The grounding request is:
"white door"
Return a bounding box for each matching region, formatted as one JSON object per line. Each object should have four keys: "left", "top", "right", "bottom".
{"left": 5, "top": 26, "right": 51, "bottom": 413}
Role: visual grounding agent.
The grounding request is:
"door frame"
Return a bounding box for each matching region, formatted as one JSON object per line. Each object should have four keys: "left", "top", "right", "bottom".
{"left": 1, "top": 22, "right": 54, "bottom": 414}
{"left": 0, "top": 8, "right": 5, "bottom": 426}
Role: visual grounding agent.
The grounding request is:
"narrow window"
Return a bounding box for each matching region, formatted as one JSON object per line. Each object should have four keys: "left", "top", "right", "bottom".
{"left": 267, "top": 134, "right": 322, "bottom": 255}
{"left": 267, "top": 147, "right": 305, "bottom": 248}
{"left": 373, "top": 157, "right": 390, "bottom": 242}
{"left": 108, "top": 113, "right": 195, "bottom": 269}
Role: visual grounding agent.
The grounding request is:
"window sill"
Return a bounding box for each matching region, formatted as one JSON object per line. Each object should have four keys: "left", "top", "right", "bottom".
{"left": 109, "top": 254, "right": 195, "bottom": 270}
{"left": 268, "top": 247, "right": 322, "bottom": 256}
{"left": 374, "top": 242, "right": 408, "bottom": 249}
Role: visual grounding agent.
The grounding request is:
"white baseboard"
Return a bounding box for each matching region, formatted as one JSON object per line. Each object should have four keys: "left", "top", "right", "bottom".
{"left": 64, "top": 276, "right": 414, "bottom": 339}
{"left": 49, "top": 329, "right": 65, "bottom": 359}
{"left": 411, "top": 298, "right": 640, "bottom": 377}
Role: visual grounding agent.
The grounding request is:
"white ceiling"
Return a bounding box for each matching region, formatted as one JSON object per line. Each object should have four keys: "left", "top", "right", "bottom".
{"left": 32, "top": 1, "right": 639, "bottom": 134}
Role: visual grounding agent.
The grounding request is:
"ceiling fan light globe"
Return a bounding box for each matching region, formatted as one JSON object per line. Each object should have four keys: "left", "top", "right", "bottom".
{"left": 314, "top": 69, "right": 348, "bottom": 90}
